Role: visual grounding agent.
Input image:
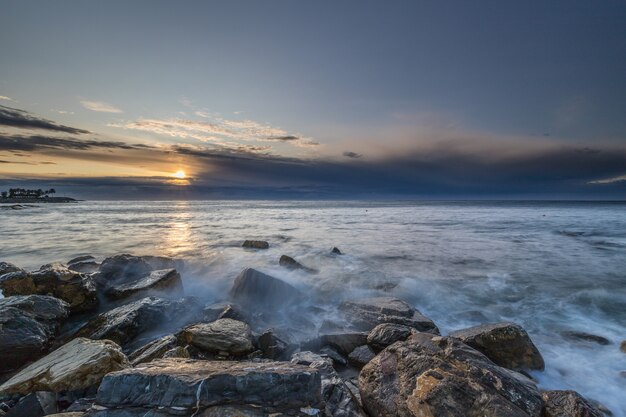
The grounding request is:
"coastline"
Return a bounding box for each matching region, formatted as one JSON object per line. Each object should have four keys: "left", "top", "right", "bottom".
{"left": 0, "top": 197, "right": 77, "bottom": 204}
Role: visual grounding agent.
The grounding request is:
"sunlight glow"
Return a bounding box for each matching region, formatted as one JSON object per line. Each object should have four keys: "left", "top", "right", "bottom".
{"left": 173, "top": 170, "right": 186, "bottom": 179}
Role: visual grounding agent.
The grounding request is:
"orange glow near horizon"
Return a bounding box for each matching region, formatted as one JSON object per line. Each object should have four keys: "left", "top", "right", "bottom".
{"left": 173, "top": 170, "right": 186, "bottom": 179}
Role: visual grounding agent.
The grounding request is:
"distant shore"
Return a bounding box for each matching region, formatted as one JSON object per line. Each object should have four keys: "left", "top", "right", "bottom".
{"left": 0, "top": 197, "right": 77, "bottom": 204}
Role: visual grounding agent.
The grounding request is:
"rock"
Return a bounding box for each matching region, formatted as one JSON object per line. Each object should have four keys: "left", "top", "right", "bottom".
{"left": 180, "top": 319, "right": 254, "bottom": 356}
{"left": 242, "top": 240, "right": 269, "bottom": 249}
{"left": 140, "top": 255, "right": 180, "bottom": 271}
{"left": 75, "top": 297, "right": 200, "bottom": 348}
{"left": 0, "top": 262, "right": 21, "bottom": 277}
{"left": 93, "top": 358, "right": 322, "bottom": 415}
{"left": 339, "top": 297, "right": 438, "bottom": 333}
{"left": 0, "top": 265, "right": 97, "bottom": 313}
{"left": 560, "top": 331, "right": 611, "bottom": 346}
{"left": 229, "top": 268, "right": 301, "bottom": 308}
{"left": 257, "top": 329, "right": 289, "bottom": 360}
{"left": 45, "top": 414, "right": 85, "bottom": 417}
{"left": 320, "top": 346, "right": 348, "bottom": 367}
{"left": 105, "top": 269, "right": 183, "bottom": 300}
{"left": 291, "top": 351, "right": 327, "bottom": 366}
{"left": 331, "top": 247, "right": 342, "bottom": 255}
{"left": 621, "top": 340, "right": 626, "bottom": 353}
{"left": 67, "top": 256, "right": 99, "bottom": 274}
{"left": 0, "top": 296, "right": 70, "bottom": 374}
{"left": 68, "top": 255, "right": 95, "bottom": 265}
{"left": 203, "top": 301, "right": 246, "bottom": 322}
{"left": 541, "top": 390, "right": 604, "bottom": 417}
{"left": 127, "top": 334, "right": 179, "bottom": 366}
{"left": 0, "top": 338, "right": 130, "bottom": 394}
{"left": 162, "top": 346, "right": 190, "bottom": 359}
{"left": 367, "top": 323, "right": 415, "bottom": 352}
{"left": 97, "top": 254, "right": 153, "bottom": 283}
{"left": 348, "top": 345, "right": 376, "bottom": 368}
{"left": 279, "top": 255, "right": 318, "bottom": 273}
{"left": 449, "top": 322, "right": 545, "bottom": 371}
{"left": 321, "top": 332, "right": 369, "bottom": 356}
{"left": 4, "top": 392, "right": 57, "bottom": 417}
{"left": 359, "top": 333, "right": 544, "bottom": 417}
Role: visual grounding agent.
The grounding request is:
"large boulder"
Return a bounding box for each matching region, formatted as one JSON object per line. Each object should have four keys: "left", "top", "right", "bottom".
{"left": 339, "top": 297, "right": 438, "bottom": 333}
{"left": 0, "top": 338, "right": 130, "bottom": 394}
{"left": 0, "top": 265, "right": 97, "bottom": 313}
{"left": 0, "top": 295, "right": 70, "bottom": 374}
{"left": 449, "top": 322, "right": 545, "bottom": 371}
{"left": 92, "top": 358, "right": 322, "bottom": 415}
{"left": 97, "top": 254, "right": 152, "bottom": 283}
{"left": 75, "top": 297, "right": 201, "bottom": 348}
{"left": 104, "top": 269, "right": 183, "bottom": 300}
{"left": 229, "top": 268, "right": 301, "bottom": 308}
{"left": 367, "top": 323, "right": 415, "bottom": 352}
{"left": 541, "top": 390, "right": 604, "bottom": 417}
{"left": 180, "top": 319, "right": 254, "bottom": 356}
{"left": 359, "top": 333, "right": 544, "bottom": 417}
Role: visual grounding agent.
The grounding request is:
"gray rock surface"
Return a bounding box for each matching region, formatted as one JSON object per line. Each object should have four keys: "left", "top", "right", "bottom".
{"left": 348, "top": 345, "right": 376, "bottom": 368}
{"left": 180, "top": 319, "right": 254, "bottom": 356}
{"left": 0, "top": 338, "right": 130, "bottom": 394}
{"left": 449, "top": 322, "right": 545, "bottom": 371}
{"left": 229, "top": 268, "right": 301, "bottom": 308}
{"left": 339, "top": 297, "right": 438, "bottom": 333}
{"left": 127, "top": 334, "right": 179, "bottom": 366}
{"left": 241, "top": 240, "right": 269, "bottom": 249}
{"left": 541, "top": 390, "right": 604, "bottom": 417}
{"left": 105, "top": 269, "right": 183, "bottom": 300}
{"left": 367, "top": 323, "right": 415, "bottom": 352}
{"left": 359, "top": 333, "right": 544, "bottom": 417}
{"left": 257, "top": 329, "right": 289, "bottom": 360}
{"left": 4, "top": 392, "right": 57, "bottom": 417}
{"left": 279, "top": 255, "right": 318, "bottom": 273}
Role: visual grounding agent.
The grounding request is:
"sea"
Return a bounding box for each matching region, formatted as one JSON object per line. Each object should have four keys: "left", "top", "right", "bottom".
{"left": 1, "top": 200, "right": 625, "bottom": 415}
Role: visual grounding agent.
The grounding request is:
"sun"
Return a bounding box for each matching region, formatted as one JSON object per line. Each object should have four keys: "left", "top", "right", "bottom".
{"left": 173, "top": 170, "right": 186, "bottom": 179}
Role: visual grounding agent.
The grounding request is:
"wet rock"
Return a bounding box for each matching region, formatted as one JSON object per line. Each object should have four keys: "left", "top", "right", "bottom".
{"left": 541, "top": 390, "right": 604, "bottom": 417}
{"left": 339, "top": 296, "right": 439, "bottom": 333}
{"left": 279, "top": 255, "right": 318, "bottom": 273}
{"left": 67, "top": 256, "right": 99, "bottom": 274}
{"left": 331, "top": 247, "right": 342, "bottom": 255}
{"left": 242, "top": 240, "right": 269, "bottom": 249}
{"left": 291, "top": 351, "right": 327, "bottom": 366}
{"left": 348, "top": 345, "right": 376, "bottom": 368}
{"left": 0, "top": 338, "right": 130, "bottom": 394}
{"left": 560, "top": 331, "right": 611, "bottom": 346}
{"left": 257, "top": 329, "right": 289, "bottom": 360}
{"left": 140, "top": 255, "right": 180, "bottom": 271}
{"left": 0, "top": 262, "right": 21, "bottom": 277}
{"left": 229, "top": 268, "right": 301, "bottom": 308}
{"left": 359, "top": 333, "right": 544, "bottom": 417}
{"left": 75, "top": 297, "right": 201, "bottom": 348}
{"left": 621, "top": 340, "right": 626, "bottom": 353}
{"left": 162, "top": 346, "right": 190, "bottom": 359}
{"left": 127, "top": 334, "right": 179, "bottom": 366}
{"left": 0, "top": 265, "right": 97, "bottom": 313}
{"left": 0, "top": 294, "right": 69, "bottom": 330}
{"left": 65, "top": 397, "right": 95, "bottom": 412}
{"left": 321, "top": 332, "right": 369, "bottom": 356}
{"left": 203, "top": 301, "right": 246, "bottom": 322}
{"left": 180, "top": 318, "right": 254, "bottom": 356}
{"left": 97, "top": 254, "right": 152, "bottom": 283}
{"left": 93, "top": 358, "right": 322, "bottom": 415}
{"left": 67, "top": 255, "right": 95, "bottom": 265}
{"left": 4, "top": 392, "right": 57, "bottom": 417}
{"left": 320, "top": 346, "right": 348, "bottom": 367}
{"left": 449, "top": 322, "right": 545, "bottom": 371}
{"left": 367, "top": 323, "right": 415, "bottom": 352}
{"left": 105, "top": 269, "right": 183, "bottom": 300}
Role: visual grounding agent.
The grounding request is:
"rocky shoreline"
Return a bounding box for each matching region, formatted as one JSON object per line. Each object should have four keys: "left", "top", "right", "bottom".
{"left": 0, "top": 244, "right": 618, "bottom": 417}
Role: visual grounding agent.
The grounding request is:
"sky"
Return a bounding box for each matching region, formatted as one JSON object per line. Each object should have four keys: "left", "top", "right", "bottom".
{"left": 1, "top": 0, "right": 625, "bottom": 199}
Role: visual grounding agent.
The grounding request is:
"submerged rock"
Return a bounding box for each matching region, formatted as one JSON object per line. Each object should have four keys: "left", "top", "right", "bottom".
{"left": 359, "top": 333, "right": 543, "bottom": 417}
{"left": 367, "top": 323, "right": 415, "bottom": 352}
{"left": 180, "top": 318, "right": 254, "bottom": 356}
{"left": 560, "top": 331, "right": 611, "bottom": 346}
{"left": 0, "top": 338, "right": 130, "bottom": 394}
{"left": 621, "top": 340, "right": 626, "bottom": 353}
{"left": 75, "top": 296, "right": 201, "bottom": 348}
{"left": 0, "top": 265, "right": 97, "bottom": 313}
{"left": 449, "top": 322, "right": 545, "bottom": 371}
{"left": 105, "top": 269, "right": 183, "bottom": 300}
{"left": 331, "top": 247, "right": 342, "bottom": 255}
{"left": 242, "top": 240, "right": 269, "bottom": 249}
{"left": 339, "top": 296, "right": 438, "bottom": 334}
{"left": 229, "top": 268, "right": 301, "bottom": 308}
{"left": 279, "top": 255, "right": 318, "bottom": 273}
{"left": 541, "top": 390, "right": 604, "bottom": 417}
{"left": 92, "top": 358, "right": 322, "bottom": 415}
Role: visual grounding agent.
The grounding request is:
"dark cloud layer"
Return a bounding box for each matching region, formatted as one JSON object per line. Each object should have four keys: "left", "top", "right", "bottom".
{"left": 0, "top": 105, "right": 90, "bottom": 134}
{"left": 0, "top": 134, "right": 152, "bottom": 152}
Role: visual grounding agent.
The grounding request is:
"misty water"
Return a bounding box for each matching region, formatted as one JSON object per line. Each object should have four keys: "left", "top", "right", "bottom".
{"left": 1, "top": 200, "right": 625, "bottom": 415}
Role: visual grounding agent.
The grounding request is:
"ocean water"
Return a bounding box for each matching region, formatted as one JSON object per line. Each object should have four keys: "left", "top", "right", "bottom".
{"left": 1, "top": 200, "right": 625, "bottom": 415}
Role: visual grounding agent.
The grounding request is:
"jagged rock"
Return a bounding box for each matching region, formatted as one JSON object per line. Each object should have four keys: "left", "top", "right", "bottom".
{"left": 203, "top": 301, "right": 246, "bottom": 322}
{"left": 0, "top": 265, "right": 97, "bottom": 313}
{"left": 0, "top": 338, "right": 130, "bottom": 394}
{"left": 359, "top": 333, "right": 544, "bottom": 417}
{"left": 291, "top": 351, "right": 327, "bottom": 366}
{"left": 242, "top": 240, "right": 269, "bottom": 249}
{"left": 93, "top": 358, "right": 322, "bottom": 415}
{"left": 541, "top": 390, "right": 604, "bottom": 417}
{"left": 279, "top": 255, "right": 318, "bottom": 273}
{"left": 229, "top": 268, "right": 301, "bottom": 308}
{"left": 449, "top": 322, "right": 545, "bottom": 371}
{"left": 367, "top": 323, "right": 415, "bottom": 352}
{"left": 560, "top": 331, "right": 611, "bottom": 346}
{"left": 105, "top": 269, "right": 183, "bottom": 300}
{"left": 180, "top": 319, "right": 254, "bottom": 356}
{"left": 67, "top": 256, "right": 99, "bottom": 273}
{"left": 320, "top": 346, "right": 348, "bottom": 367}
{"left": 0, "top": 296, "right": 70, "bottom": 373}
{"left": 0, "top": 262, "right": 21, "bottom": 276}
{"left": 75, "top": 297, "right": 201, "bottom": 348}
{"left": 321, "top": 332, "right": 369, "bottom": 356}
{"left": 162, "top": 346, "right": 190, "bottom": 359}
{"left": 97, "top": 254, "right": 152, "bottom": 283}
{"left": 4, "top": 392, "right": 57, "bottom": 417}
{"left": 348, "top": 345, "right": 376, "bottom": 368}
{"left": 257, "top": 329, "right": 289, "bottom": 360}
{"left": 331, "top": 247, "right": 342, "bottom": 255}
{"left": 127, "top": 334, "right": 179, "bottom": 366}
{"left": 339, "top": 297, "right": 438, "bottom": 333}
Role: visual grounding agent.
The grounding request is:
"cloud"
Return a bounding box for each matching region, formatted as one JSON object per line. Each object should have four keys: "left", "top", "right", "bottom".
{"left": 0, "top": 133, "right": 153, "bottom": 153}
{"left": 342, "top": 151, "right": 362, "bottom": 158}
{"left": 0, "top": 105, "right": 90, "bottom": 134}
{"left": 80, "top": 100, "right": 123, "bottom": 113}
{"left": 0, "top": 96, "right": 14, "bottom": 101}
